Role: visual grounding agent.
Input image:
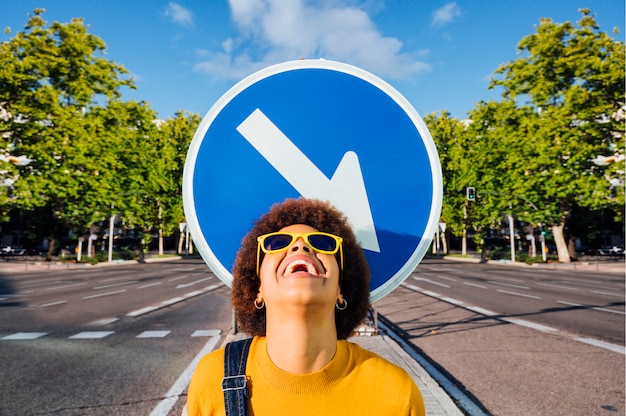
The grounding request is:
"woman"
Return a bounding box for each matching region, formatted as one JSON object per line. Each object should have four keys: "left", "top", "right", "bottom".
{"left": 187, "top": 198, "right": 425, "bottom": 415}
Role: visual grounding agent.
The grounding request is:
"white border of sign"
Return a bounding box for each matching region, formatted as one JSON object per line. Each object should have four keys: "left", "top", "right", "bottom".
{"left": 183, "top": 59, "right": 442, "bottom": 303}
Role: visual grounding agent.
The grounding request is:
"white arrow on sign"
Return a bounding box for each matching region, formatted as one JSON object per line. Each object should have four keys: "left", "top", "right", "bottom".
{"left": 237, "top": 108, "right": 380, "bottom": 253}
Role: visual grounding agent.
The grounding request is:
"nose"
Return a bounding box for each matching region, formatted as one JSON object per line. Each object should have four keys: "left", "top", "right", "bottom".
{"left": 289, "top": 237, "right": 312, "bottom": 253}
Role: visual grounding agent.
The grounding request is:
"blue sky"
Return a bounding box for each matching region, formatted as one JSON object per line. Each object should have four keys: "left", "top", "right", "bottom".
{"left": 2, "top": 0, "right": 624, "bottom": 121}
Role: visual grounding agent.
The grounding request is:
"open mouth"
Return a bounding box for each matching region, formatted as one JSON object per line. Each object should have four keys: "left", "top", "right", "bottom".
{"left": 283, "top": 259, "right": 322, "bottom": 277}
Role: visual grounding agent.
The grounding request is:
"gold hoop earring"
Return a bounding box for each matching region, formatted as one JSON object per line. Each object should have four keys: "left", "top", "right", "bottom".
{"left": 335, "top": 296, "right": 348, "bottom": 311}
{"left": 254, "top": 298, "right": 265, "bottom": 309}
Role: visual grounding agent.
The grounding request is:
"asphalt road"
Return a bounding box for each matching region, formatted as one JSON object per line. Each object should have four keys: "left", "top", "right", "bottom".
{"left": 1, "top": 257, "right": 623, "bottom": 415}
{"left": 0, "top": 258, "right": 232, "bottom": 416}
{"left": 406, "top": 258, "right": 625, "bottom": 344}
{"left": 376, "top": 257, "right": 625, "bottom": 416}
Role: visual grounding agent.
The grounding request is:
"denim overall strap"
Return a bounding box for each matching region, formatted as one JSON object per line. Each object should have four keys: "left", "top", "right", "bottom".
{"left": 222, "top": 338, "right": 253, "bottom": 416}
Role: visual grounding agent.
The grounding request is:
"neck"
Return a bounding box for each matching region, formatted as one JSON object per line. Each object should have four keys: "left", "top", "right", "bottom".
{"left": 264, "top": 305, "right": 338, "bottom": 374}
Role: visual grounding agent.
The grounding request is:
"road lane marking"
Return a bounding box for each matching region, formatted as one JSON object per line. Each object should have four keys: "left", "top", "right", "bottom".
{"left": 176, "top": 276, "right": 213, "bottom": 289}
{"left": 2, "top": 332, "right": 48, "bottom": 340}
{"left": 557, "top": 300, "right": 626, "bottom": 315}
{"left": 82, "top": 290, "right": 127, "bottom": 299}
{"left": 44, "top": 283, "right": 86, "bottom": 291}
{"left": 69, "top": 331, "right": 114, "bottom": 339}
{"left": 402, "top": 284, "right": 623, "bottom": 355}
{"left": 127, "top": 306, "right": 159, "bottom": 317}
{"left": 137, "top": 331, "right": 171, "bottom": 338}
{"left": 41, "top": 300, "right": 67, "bottom": 308}
{"left": 90, "top": 317, "right": 120, "bottom": 325}
{"left": 496, "top": 289, "right": 541, "bottom": 299}
{"left": 590, "top": 290, "right": 624, "bottom": 298}
{"left": 536, "top": 282, "right": 579, "bottom": 291}
{"left": 97, "top": 276, "right": 134, "bottom": 283}
{"left": 93, "top": 281, "right": 137, "bottom": 290}
{"left": 412, "top": 276, "right": 450, "bottom": 288}
{"left": 503, "top": 318, "right": 557, "bottom": 332}
{"left": 563, "top": 280, "right": 618, "bottom": 291}
{"left": 168, "top": 275, "right": 190, "bottom": 282}
{"left": 463, "top": 282, "right": 488, "bottom": 289}
{"left": 574, "top": 337, "right": 625, "bottom": 355}
{"left": 137, "top": 282, "right": 162, "bottom": 289}
{"left": 149, "top": 332, "right": 222, "bottom": 416}
{"left": 488, "top": 281, "right": 530, "bottom": 290}
{"left": 491, "top": 276, "right": 525, "bottom": 283}
{"left": 15, "top": 280, "right": 64, "bottom": 290}
{"left": 127, "top": 284, "right": 223, "bottom": 317}
{"left": 467, "top": 306, "right": 497, "bottom": 316}
{"left": 192, "top": 329, "right": 222, "bottom": 337}
{"left": 442, "top": 297, "right": 464, "bottom": 306}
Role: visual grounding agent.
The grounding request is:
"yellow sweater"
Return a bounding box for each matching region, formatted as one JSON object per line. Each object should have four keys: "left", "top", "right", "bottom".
{"left": 187, "top": 336, "right": 425, "bottom": 416}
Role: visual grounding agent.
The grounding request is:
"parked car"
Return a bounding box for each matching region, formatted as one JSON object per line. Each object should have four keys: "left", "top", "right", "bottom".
{"left": 0, "top": 246, "right": 27, "bottom": 256}
{"left": 597, "top": 246, "right": 625, "bottom": 256}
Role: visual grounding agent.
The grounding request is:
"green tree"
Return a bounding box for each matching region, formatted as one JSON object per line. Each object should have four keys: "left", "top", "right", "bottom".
{"left": 0, "top": 9, "right": 135, "bottom": 251}
{"left": 119, "top": 109, "right": 201, "bottom": 255}
{"left": 489, "top": 9, "right": 625, "bottom": 262}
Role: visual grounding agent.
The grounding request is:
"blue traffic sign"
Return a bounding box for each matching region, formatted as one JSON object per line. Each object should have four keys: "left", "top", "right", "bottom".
{"left": 183, "top": 59, "right": 442, "bottom": 302}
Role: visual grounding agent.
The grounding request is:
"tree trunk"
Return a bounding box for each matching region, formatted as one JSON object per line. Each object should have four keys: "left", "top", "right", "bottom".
{"left": 177, "top": 231, "right": 185, "bottom": 254}
{"left": 157, "top": 200, "right": 164, "bottom": 256}
{"left": 552, "top": 223, "right": 571, "bottom": 263}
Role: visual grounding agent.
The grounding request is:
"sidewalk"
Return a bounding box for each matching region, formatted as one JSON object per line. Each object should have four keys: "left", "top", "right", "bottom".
{"left": 0, "top": 255, "right": 186, "bottom": 273}
{"left": 439, "top": 254, "right": 625, "bottom": 274}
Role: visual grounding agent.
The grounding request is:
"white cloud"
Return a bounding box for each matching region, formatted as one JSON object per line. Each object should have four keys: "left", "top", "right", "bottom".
{"left": 431, "top": 2, "right": 460, "bottom": 27}
{"left": 165, "top": 2, "right": 194, "bottom": 27}
{"left": 194, "top": 0, "right": 430, "bottom": 81}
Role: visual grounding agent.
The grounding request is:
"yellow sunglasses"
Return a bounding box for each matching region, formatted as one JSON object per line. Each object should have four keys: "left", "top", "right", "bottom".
{"left": 256, "top": 232, "right": 344, "bottom": 276}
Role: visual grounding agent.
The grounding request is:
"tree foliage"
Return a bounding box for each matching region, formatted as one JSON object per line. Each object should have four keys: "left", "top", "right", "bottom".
{"left": 428, "top": 9, "right": 624, "bottom": 262}
{"left": 0, "top": 9, "right": 200, "bottom": 255}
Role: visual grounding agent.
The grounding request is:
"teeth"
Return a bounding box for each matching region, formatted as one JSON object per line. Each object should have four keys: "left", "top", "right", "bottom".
{"left": 285, "top": 259, "right": 319, "bottom": 276}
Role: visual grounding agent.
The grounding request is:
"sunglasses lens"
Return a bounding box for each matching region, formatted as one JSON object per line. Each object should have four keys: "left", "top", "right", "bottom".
{"left": 308, "top": 234, "right": 338, "bottom": 252}
{"left": 263, "top": 234, "right": 294, "bottom": 251}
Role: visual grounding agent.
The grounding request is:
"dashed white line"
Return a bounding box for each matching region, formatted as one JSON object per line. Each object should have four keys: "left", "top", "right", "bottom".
{"left": 590, "top": 290, "right": 624, "bottom": 298}
{"left": 192, "top": 329, "right": 222, "bottom": 337}
{"left": 413, "top": 276, "right": 450, "bottom": 288}
{"left": 168, "top": 275, "right": 189, "bottom": 282}
{"left": 463, "top": 282, "right": 488, "bottom": 289}
{"left": 137, "top": 282, "right": 162, "bottom": 289}
{"left": 175, "top": 277, "right": 213, "bottom": 289}
{"left": 536, "top": 282, "right": 579, "bottom": 291}
{"left": 492, "top": 276, "right": 525, "bottom": 283}
{"left": 137, "top": 331, "right": 171, "bottom": 338}
{"left": 2, "top": 332, "right": 48, "bottom": 340}
{"left": 496, "top": 289, "right": 542, "bottom": 299}
{"left": 488, "top": 281, "right": 530, "bottom": 290}
{"left": 41, "top": 300, "right": 67, "bottom": 308}
{"left": 127, "top": 284, "right": 223, "bottom": 317}
{"left": 93, "top": 281, "right": 137, "bottom": 290}
{"left": 82, "top": 289, "right": 127, "bottom": 299}
{"left": 45, "top": 283, "right": 86, "bottom": 291}
{"left": 69, "top": 331, "right": 114, "bottom": 339}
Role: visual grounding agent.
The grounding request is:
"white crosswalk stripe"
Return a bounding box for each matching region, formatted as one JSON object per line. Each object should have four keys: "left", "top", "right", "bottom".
{"left": 1, "top": 329, "right": 223, "bottom": 341}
